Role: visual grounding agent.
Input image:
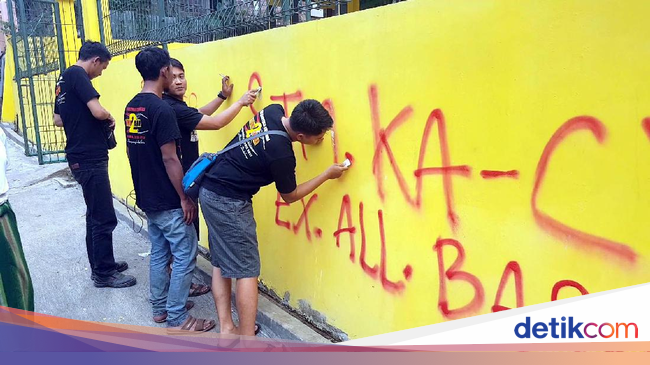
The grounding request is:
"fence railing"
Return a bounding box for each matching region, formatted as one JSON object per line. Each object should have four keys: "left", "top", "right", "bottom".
{"left": 4, "top": 0, "right": 82, "bottom": 164}
{"left": 99, "top": 0, "right": 354, "bottom": 56}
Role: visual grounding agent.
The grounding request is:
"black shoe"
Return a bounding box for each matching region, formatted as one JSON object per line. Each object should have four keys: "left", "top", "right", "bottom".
{"left": 90, "top": 261, "right": 129, "bottom": 281}
{"left": 93, "top": 272, "right": 137, "bottom": 288}
{"left": 116, "top": 261, "right": 128, "bottom": 272}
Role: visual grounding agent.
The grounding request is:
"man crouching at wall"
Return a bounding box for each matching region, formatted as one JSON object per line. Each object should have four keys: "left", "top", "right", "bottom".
{"left": 199, "top": 100, "right": 349, "bottom": 336}
{"left": 125, "top": 47, "right": 215, "bottom": 333}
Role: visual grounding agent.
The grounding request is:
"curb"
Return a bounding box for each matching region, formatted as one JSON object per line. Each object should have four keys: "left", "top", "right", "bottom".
{"left": 1, "top": 122, "right": 25, "bottom": 147}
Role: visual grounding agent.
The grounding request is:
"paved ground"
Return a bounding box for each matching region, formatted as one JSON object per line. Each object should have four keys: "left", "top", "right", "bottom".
{"left": 2, "top": 124, "right": 328, "bottom": 342}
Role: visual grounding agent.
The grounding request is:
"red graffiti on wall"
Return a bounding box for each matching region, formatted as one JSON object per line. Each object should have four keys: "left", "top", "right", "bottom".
{"left": 481, "top": 170, "right": 519, "bottom": 179}
{"left": 345, "top": 152, "right": 355, "bottom": 166}
{"left": 531, "top": 116, "right": 637, "bottom": 263}
{"left": 370, "top": 85, "right": 470, "bottom": 232}
{"left": 377, "top": 210, "right": 407, "bottom": 294}
{"left": 434, "top": 238, "right": 485, "bottom": 319}
{"left": 274, "top": 193, "right": 291, "bottom": 230}
{"left": 333, "top": 195, "right": 356, "bottom": 262}
{"left": 322, "top": 99, "right": 340, "bottom": 163}
{"left": 643, "top": 117, "right": 650, "bottom": 140}
{"left": 492, "top": 261, "right": 524, "bottom": 312}
{"left": 369, "top": 84, "right": 413, "bottom": 205}
{"left": 328, "top": 196, "right": 410, "bottom": 293}
{"left": 247, "top": 72, "right": 262, "bottom": 116}
{"left": 551, "top": 280, "right": 589, "bottom": 301}
{"left": 359, "top": 201, "right": 379, "bottom": 279}
{"left": 292, "top": 194, "right": 319, "bottom": 242}
{"left": 260, "top": 77, "right": 646, "bottom": 311}
{"left": 413, "top": 109, "right": 471, "bottom": 232}
{"left": 270, "top": 90, "right": 307, "bottom": 161}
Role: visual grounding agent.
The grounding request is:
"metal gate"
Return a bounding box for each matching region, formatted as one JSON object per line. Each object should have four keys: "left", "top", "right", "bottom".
{"left": 6, "top": 0, "right": 84, "bottom": 164}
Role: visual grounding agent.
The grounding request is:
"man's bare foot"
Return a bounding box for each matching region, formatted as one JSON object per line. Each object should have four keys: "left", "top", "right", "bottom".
{"left": 217, "top": 326, "right": 239, "bottom": 348}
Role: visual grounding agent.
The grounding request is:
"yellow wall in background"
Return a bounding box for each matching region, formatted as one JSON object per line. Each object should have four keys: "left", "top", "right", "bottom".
{"left": 2, "top": 42, "right": 17, "bottom": 123}
{"left": 91, "top": 0, "right": 650, "bottom": 339}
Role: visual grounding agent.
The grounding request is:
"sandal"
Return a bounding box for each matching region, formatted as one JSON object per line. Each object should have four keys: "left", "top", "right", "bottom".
{"left": 153, "top": 301, "right": 195, "bottom": 323}
{"left": 167, "top": 315, "right": 216, "bottom": 335}
{"left": 189, "top": 283, "right": 211, "bottom": 297}
{"left": 255, "top": 323, "right": 262, "bottom": 336}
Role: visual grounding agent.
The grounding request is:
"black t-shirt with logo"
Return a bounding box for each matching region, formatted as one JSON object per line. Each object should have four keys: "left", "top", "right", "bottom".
{"left": 163, "top": 94, "right": 203, "bottom": 173}
{"left": 203, "top": 104, "right": 297, "bottom": 202}
{"left": 124, "top": 93, "right": 182, "bottom": 212}
{"left": 54, "top": 65, "right": 108, "bottom": 164}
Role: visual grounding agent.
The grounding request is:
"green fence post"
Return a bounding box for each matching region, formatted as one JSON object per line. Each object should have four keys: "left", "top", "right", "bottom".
{"left": 53, "top": 2, "right": 67, "bottom": 72}
{"left": 16, "top": 0, "right": 44, "bottom": 164}
{"left": 158, "top": 0, "right": 168, "bottom": 50}
{"left": 96, "top": 0, "right": 106, "bottom": 44}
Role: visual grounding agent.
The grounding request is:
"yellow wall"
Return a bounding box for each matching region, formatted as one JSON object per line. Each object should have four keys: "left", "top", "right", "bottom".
{"left": 2, "top": 42, "right": 17, "bottom": 123}
{"left": 82, "top": 0, "right": 650, "bottom": 339}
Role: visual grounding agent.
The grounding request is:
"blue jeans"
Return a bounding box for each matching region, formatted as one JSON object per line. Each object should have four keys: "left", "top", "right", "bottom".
{"left": 146, "top": 208, "right": 197, "bottom": 327}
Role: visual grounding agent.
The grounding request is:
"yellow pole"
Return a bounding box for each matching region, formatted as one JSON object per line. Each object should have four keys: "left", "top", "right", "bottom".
{"left": 80, "top": 0, "right": 102, "bottom": 42}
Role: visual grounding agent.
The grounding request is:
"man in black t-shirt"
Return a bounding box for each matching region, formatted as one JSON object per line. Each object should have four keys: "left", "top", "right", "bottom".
{"left": 164, "top": 58, "right": 257, "bottom": 173}
{"left": 199, "top": 100, "right": 349, "bottom": 337}
{"left": 162, "top": 58, "right": 257, "bottom": 299}
{"left": 54, "top": 41, "right": 135, "bottom": 289}
{"left": 125, "top": 47, "right": 214, "bottom": 333}
{"left": 163, "top": 58, "right": 257, "bottom": 234}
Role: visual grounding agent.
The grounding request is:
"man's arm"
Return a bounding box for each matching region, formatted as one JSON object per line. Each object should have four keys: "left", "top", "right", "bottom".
{"left": 280, "top": 163, "right": 348, "bottom": 204}
{"left": 86, "top": 98, "right": 114, "bottom": 125}
{"left": 54, "top": 113, "right": 63, "bottom": 127}
{"left": 198, "top": 96, "right": 225, "bottom": 116}
{"left": 195, "top": 90, "right": 257, "bottom": 130}
{"left": 198, "top": 76, "right": 233, "bottom": 115}
{"left": 160, "top": 141, "right": 196, "bottom": 224}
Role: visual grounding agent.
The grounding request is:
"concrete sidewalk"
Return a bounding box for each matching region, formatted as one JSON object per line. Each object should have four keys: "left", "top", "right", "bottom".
{"left": 2, "top": 123, "right": 330, "bottom": 343}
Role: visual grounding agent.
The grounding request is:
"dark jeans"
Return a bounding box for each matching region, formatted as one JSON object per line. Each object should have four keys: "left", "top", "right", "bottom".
{"left": 70, "top": 161, "right": 118, "bottom": 279}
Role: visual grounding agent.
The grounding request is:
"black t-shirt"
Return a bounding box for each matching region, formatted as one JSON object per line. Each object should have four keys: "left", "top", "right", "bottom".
{"left": 124, "top": 93, "right": 182, "bottom": 212}
{"left": 203, "top": 104, "right": 296, "bottom": 202}
{"left": 163, "top": 94, "right": 203, "bottom": 173}
{"left": 54, "top": 65, "right": 108, "bottom": 164}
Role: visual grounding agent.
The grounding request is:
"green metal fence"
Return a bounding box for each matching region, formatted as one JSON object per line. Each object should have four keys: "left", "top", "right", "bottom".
{"left": 98, "top": 0, "right": 353, "bottom": 56}
{"left": 5, "top": 0, "right": 84, "bottom": 164}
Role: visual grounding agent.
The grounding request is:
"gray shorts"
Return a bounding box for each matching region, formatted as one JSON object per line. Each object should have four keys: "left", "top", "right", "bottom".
{"left": 199, "top": 187, "right": 260, "bottom": 278}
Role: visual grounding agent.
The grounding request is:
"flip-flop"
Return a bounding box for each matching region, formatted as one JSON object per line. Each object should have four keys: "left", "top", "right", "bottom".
{"left": 153, "top": 301, "right": 195, "bottom": 323}
{"left": 188, "top": 283, "right": 211, "bottom": 297}
{"left": 255, "top": 323, "right": 262, "bottom": 336}
{"left": 167, "top": 315, "right": 216, "bottom": 335}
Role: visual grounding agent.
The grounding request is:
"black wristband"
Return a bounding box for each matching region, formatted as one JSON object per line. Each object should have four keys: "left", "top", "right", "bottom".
{"left": 218, "top": 92, "right": 227, "bottom": 100}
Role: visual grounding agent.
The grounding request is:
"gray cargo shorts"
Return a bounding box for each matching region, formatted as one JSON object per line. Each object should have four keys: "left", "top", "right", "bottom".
{"left": 199, "top": 187, "right": 260, "bottom": 278}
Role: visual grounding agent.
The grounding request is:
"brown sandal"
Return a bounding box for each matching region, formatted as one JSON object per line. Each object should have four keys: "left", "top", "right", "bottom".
{"left": 189, "top": 283, "right": 211, "bottom": 297}
{"left": 167, "top": 315, "right": 216, "bottom": 335}
{"left": 153, "top": 301, "right": 195, "bottom": 323}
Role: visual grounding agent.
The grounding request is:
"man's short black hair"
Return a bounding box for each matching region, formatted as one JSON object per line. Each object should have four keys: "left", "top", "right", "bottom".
{"left": 135, "top": 47, "right": 171, "bottom": 81}
{"left": 289, "top": 99, "right": 333, "bottom": 136}
{"left": 78, "top": 41, "right": 111, "bottom": 63}
{"left": 170, "top": 58, "right": 184, "bottom": 72}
